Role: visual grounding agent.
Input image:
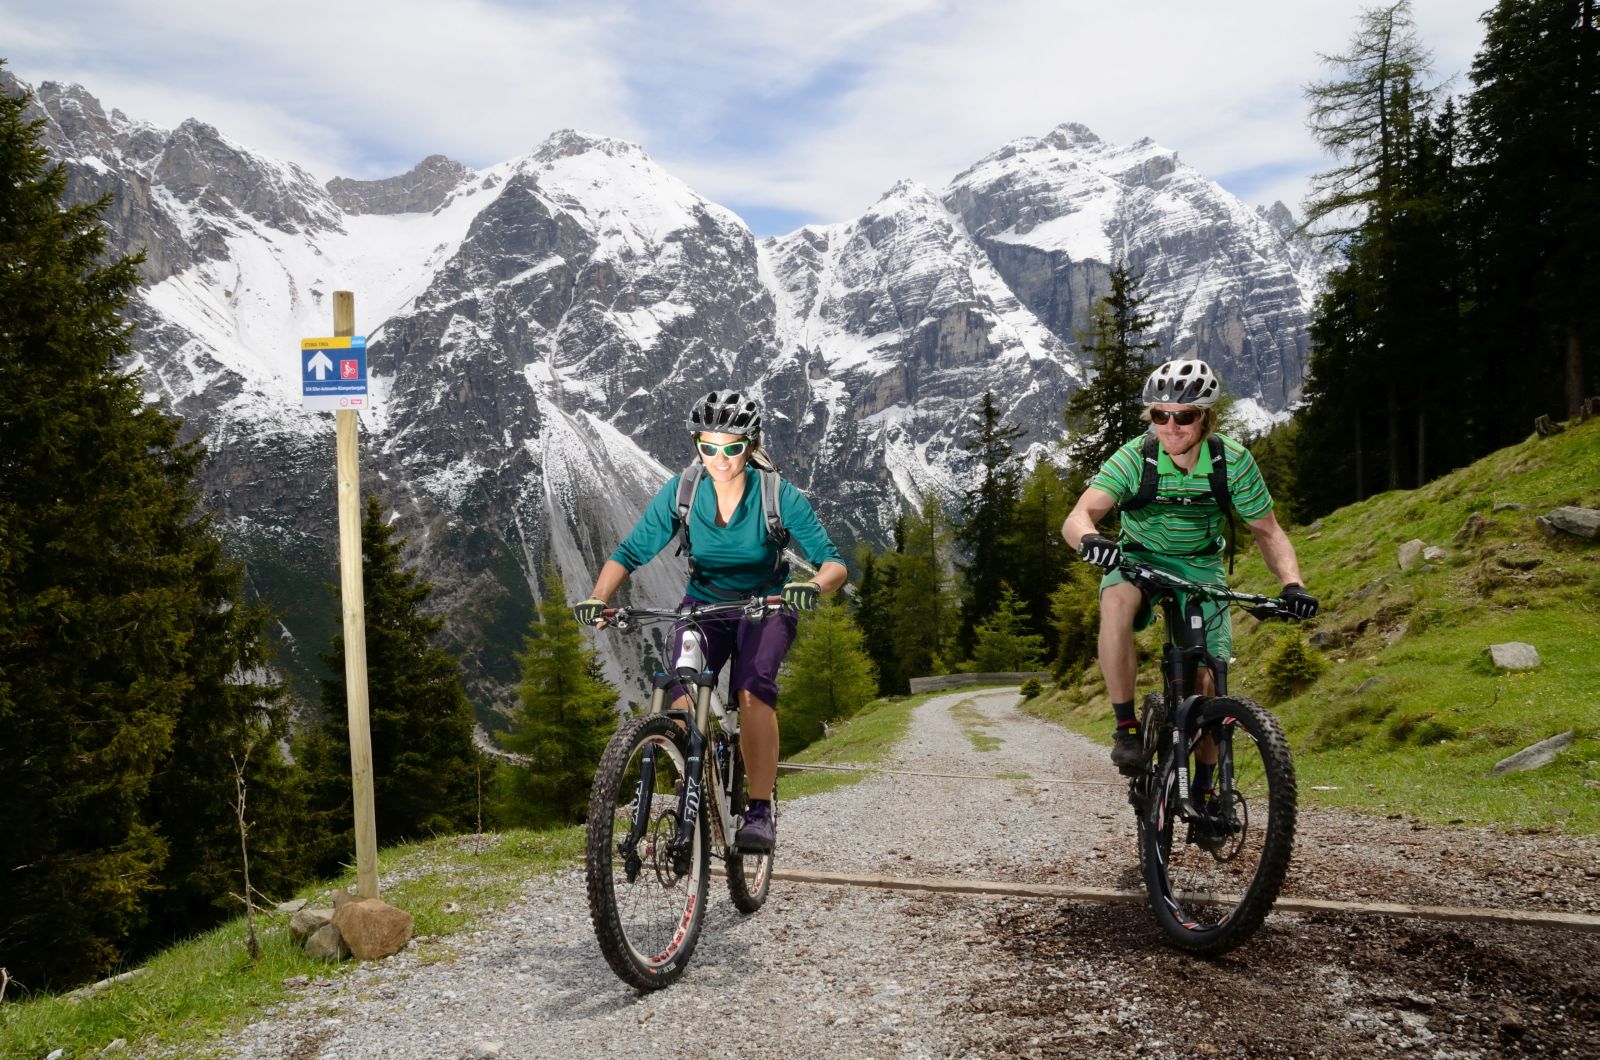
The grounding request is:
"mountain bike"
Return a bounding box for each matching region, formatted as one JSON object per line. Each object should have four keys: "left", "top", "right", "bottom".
{"left": 583, "top": 596, "right": 785, "bottom": 990}
{"left": 1120, "top": 561, "right": 1303, "bottom": 955}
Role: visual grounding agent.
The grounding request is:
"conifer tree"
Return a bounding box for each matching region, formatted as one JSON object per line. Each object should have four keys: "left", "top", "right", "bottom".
{"left": 1466, "top": 0, "right": 1599, "bottom": 425}
{"left": 850, "top": 545, "right": 904, "bottom": 696}
{"left": 1064, "top": 263, "right": 1160, "bottom": 479}
{"left": 955, "top": 392, "right": 1025, "bottom": 653}
{"left": 303, "top": 495, "right": 480, "bottom": 872}
{"left": 1003, "top": 459, "right": 1075, "bottom": 657}
{"left": 888, "top": 496, "right": 959, "bottom": 681}
{"left": 970, "top": 586, "right": 1046, "bottom": 673}
{"left": 0, "top": 69, "right": 291, "bottom": 988}
{"left": 778, "top": 598, "right": 878, "bottom": 757}
{"left": 1296, "top": 0, "right": 1462, "bottom": 512}
{"left": 1049, "top": 563, "right": 1103, "bottom": 680}
{"left": 497, "top": 567, "right": 617, "bottom": 827}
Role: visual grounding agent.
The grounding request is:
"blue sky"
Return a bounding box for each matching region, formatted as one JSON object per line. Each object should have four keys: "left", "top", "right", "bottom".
{"left": 1, "top": 0, "right": 1487, "bottom": 236}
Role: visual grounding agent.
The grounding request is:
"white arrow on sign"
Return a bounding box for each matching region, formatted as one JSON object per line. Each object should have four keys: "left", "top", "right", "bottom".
{"left": 306, "top": 350, "right": 335, "bottom": 380}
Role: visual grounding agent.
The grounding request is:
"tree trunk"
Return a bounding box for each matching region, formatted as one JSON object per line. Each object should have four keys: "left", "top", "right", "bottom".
{"left": 1386, "top": 378, "right": 1400, "bottom": 492}
{"left": 1416, "top": 407, "right": 1426, "bottom": 489}
{"left": 1567, "top": 324, "right": 1584, "bottom": 421}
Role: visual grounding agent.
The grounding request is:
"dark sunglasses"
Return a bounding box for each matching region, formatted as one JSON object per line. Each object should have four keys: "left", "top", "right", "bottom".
{"left": 696, "top": 438, "right": 749, "bottom": 458}
{"left": 1150, "top": 408, "right": 1203, "bottom": 426}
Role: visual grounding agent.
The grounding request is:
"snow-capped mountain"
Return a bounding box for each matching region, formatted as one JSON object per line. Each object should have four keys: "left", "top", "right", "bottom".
{"left": 9, "top": 71, "right": 1330, "bottom": 717}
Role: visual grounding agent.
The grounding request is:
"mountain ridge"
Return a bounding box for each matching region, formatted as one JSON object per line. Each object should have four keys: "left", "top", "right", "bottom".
{"left": 5, "top": 67, "right": 1331, "bottom": 716}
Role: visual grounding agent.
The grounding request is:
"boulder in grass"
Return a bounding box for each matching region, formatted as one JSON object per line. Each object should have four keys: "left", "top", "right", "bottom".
{"left": 303, "top": 922, "right": 349, "bottom": 962}
{"left": 289, "top": 907, "right": 334, "bottom": 943}
{"left": 1397, "top": 539, "right": 1427, "bottom": 570}
{"left": 333, "top": 897, "right": 414, "bottom": 960}
{"left": 1490, "top": 731, "right": 1574, "bottom": 776}
{"left": 1537, "top": 506, "right": 1600, "bottom": 540}
{"left": 1486, "top": 642, "right": 1540, "bottom": 670}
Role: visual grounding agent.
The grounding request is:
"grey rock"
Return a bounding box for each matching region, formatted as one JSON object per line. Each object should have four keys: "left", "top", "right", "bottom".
{"left": 1422, "top": 546, "right": 1449, "bottom": 562}
{"left": 276, "top": 898, "right": 308, "bottom": 914}
{"left": 1489, "top": 731, "right": 1574, "bottom": 776}
{"left": 1397, "top": 539, "right": 1427, "bottom": 571}
{"left": 303, "top": 922, "right": 350, "bottom": 962}
{"left": 470, "top": 1043, "right": 505, "bottom": 1059}
{"left": 1486, "top": 642, "right": 1541, "bottom": 670}
{"left": 1538, "top": 506, "right": 1600, "bottom": 540}
{"left": 289, "top": 907, "right": 335, "bottom": 942}
{"left": 327, "top": 154, "right": 472, "bottom": 215}
{"left": 1492, "top": 502, "right": 1526, "bottom": 513}
{"left": 100, "top": 1040, "right": 127, "bottom": 1054}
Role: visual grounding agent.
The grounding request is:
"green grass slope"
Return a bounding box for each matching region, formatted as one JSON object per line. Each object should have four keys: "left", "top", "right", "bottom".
{"left": 1030, "top": 418, "right": 1600, "bottom": 833}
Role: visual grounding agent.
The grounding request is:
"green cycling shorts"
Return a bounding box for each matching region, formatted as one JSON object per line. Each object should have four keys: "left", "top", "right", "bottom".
{"left": 1100, "top": 551, "right": 1234, "bottom": 662}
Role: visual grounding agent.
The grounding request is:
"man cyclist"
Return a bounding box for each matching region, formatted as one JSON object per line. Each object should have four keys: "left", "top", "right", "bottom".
{"left": 1061, "top": 358, "right": 1318, "bottom": 785}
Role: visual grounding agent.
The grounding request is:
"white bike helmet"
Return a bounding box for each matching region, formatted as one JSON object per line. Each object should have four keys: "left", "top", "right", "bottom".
{"left": 686, "top": 390, "right": 762, "bottom": 436}
{"left": 1143, "top": 359, "right": 1221, "bottom": 408}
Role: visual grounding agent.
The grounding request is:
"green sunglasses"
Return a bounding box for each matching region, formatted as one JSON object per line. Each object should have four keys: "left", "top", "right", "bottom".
{"left": 696, "top": 437, "right": 749, "bottom": 458}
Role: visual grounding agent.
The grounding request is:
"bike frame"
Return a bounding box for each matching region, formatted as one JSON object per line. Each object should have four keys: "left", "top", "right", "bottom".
{"left": 610, "top": 599, "right": 780, "bottom": 876}
{"left": 1128, "top": 564, "right": 1284, "bottom": 811}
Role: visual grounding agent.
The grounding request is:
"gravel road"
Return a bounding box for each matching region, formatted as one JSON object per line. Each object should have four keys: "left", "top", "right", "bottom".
{"left": 174, "top": 690, "right": 1600, "bottom": 1059}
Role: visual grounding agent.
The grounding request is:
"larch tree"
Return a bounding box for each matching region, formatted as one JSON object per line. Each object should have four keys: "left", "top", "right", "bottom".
{"left": 496, "top": 566, "right": 617, "bottom": 828}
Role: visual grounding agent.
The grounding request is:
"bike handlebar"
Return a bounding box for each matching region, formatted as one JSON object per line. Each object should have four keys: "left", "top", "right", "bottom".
{"left": 1118, "top": 561, "right": 1302, "bottom": 623}
{"left": 594, "top": 595, "right": 787, "bottom": 632}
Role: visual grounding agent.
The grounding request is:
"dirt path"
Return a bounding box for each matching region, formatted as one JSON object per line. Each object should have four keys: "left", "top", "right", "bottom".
{"left": 170, "top": 690, "right": 1600, "bottom": 1059}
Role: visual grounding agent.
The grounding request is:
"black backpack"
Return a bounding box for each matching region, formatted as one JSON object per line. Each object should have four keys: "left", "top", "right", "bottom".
{"left": 1118, "top": 434, "right": 1238, "bottom": 572}
{"left": 673, "top": 462, "right": 792, "bottom": 594}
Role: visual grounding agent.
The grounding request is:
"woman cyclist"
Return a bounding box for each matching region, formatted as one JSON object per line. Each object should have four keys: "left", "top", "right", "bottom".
{"left": 573, "top": 391, "right": 848, "bottom": 851}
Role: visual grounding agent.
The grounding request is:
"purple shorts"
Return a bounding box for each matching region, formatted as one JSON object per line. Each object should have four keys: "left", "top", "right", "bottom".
{"left": 668, "top": 595, "right": 797, "bottom": 708}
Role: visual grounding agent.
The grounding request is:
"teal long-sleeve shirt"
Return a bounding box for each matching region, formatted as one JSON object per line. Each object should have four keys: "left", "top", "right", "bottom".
{"left": 610, "top": 466, "right": 843, "bottom": 599}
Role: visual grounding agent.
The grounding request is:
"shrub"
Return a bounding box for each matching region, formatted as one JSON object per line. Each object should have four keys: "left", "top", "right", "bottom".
{"left": 1020, "top": 677, "right": 1043, "bottom": 700}
{"left": 1263, "top": 628, "right": 1328, "bottom": 703}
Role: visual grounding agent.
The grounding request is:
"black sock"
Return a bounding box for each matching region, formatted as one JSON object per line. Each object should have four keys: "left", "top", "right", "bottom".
{"left": 1193, "top": 762, "right": 1214, "bottom": 791}
{"left": 1113, "top": 700, "right": 1137, "bottom": 734}
{"left": 747, "top": 798, "right": 770, "bottom": 811}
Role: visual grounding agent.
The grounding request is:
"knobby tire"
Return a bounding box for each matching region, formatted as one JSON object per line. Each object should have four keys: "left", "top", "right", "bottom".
{"left": 1138, "top": 695, "right": 1296, "bottom": 955}
{"left": 585, "top": 713, "right": 709, "bottom": 990}
{"left": 724, "top": 749, "right": 774, "bottom": 913}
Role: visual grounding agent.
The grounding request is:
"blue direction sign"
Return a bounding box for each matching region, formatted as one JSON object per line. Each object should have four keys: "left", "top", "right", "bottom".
{"left": 301, "top": 335, "right": 369, "bottom": 411}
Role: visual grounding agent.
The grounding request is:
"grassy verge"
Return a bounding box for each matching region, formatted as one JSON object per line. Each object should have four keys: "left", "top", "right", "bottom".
{"left": 0, "top": 828, "right": 582, "bottom": 1060}
{"left": 1020, "top": 419, "right": 1600, "bottom": 835}
{"left": 779, "top": 692, "right": 927, "bottom": 798}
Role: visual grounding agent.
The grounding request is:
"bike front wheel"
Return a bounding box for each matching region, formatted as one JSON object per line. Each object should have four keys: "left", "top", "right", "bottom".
{"left": 585, "top": 713, "right": 709, "bottom": 990}
{"left": 1139, "top": 695, "right": 1296, "bottom": 955}
{"left": 724, "top": 748, "right": 774, "bottom": 914}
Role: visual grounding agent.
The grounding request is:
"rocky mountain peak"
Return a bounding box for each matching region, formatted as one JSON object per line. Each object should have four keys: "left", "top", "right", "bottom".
{"left": 1046, "top": 121, "right": 1102, "bottom": 148}
{"left": 532, "top": 128, "right": 652, "bottom": 164}
{"left": 326, "top": 154, "right": 473, "bottom": 216}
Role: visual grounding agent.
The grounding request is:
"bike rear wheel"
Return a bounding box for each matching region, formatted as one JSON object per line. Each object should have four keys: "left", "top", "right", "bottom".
{"left": 585, "top": 713, "right": 709, "bottom": 990}
{"left": 724, "top": 748, "right": 774, "bottom": 913}
{"left": 1139, "top": 695, "right": 1296, "bottom": 955}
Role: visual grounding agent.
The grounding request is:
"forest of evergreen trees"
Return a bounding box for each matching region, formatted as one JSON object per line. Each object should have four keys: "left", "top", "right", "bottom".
{"left": 1, "top": 0, "right": 1592, "bottom": 995}
{"left": 1288, "top": 0, "right": 1597, "bottom": 519}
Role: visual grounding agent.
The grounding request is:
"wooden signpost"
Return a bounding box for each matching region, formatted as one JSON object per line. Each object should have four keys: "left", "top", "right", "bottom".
{"left": 303, "top": 292, "right": 379, "bottom": 899}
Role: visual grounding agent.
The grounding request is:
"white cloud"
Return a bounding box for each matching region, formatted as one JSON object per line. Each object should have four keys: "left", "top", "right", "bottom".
{"left": 2, "top": 0, "right": 1489, "bottom": 225}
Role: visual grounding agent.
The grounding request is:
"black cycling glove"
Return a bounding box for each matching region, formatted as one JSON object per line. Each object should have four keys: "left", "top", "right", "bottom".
{"left": 1078, "top": 533, "right": 1122, "bottom": 571}
{"left": 781, "top": 581, "right": 821, "bottom": 611}
{"left": 1280, "top": 583, "right": 1319, "bottom": 620}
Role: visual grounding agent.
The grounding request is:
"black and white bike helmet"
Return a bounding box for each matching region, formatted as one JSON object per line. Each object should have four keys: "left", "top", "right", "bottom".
{"left": 686, "top": 390, "right": 762, "bottom": 436}
{"left": 1142, "top": 358, "right": 1221, "bottom": 407}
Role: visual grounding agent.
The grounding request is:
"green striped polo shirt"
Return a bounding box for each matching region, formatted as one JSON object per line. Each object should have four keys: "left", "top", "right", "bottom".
{"left": 1089, "top": 431, "right": 1274, "bottom": 556}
